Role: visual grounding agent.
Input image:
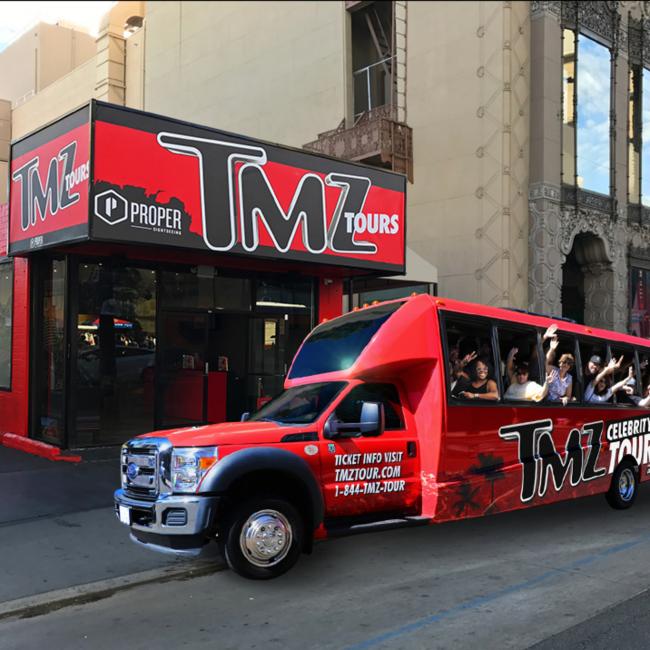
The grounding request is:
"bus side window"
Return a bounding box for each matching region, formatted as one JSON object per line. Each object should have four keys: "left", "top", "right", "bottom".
{"left": 496, "top": 326, "right": 542, "bottom": 401}
{"left": 638, "top": 350, "right": 650, "bottom": 406}
{"left": 335, "top": 383, "right": 403, "bottom": 430}
{"left": 443, "top": 316, "right": 499, "bottom": 402}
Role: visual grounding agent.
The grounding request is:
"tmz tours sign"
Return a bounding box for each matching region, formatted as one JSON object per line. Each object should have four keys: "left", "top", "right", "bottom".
{"left": 9, "top": 106, "right": 91, "bottom": 254}
{"left": 8, "top": 102, "right": 405, "bottom": 272}
{"left": 90, "top": 103, "right": 405, "bottom": 272}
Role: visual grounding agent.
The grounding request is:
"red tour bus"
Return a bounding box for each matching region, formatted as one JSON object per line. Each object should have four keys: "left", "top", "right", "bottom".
{"left": 115, "top": 294, "right": 650, "bottom": 578}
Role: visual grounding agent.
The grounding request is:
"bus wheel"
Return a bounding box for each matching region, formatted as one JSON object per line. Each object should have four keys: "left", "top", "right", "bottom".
{"left": 222, "top": 497, "right": 303, "bottom": 579}
{"left": 606, "top": 462, "right": 638, "bottom": 510}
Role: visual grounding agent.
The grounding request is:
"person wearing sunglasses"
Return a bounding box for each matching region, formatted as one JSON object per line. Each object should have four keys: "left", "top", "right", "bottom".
{"left": 545, "top": 335, "right": 575, "bottom": 405}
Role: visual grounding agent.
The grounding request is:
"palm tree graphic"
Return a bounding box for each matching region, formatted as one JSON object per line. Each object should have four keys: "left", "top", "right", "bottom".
{"left": 469, "top": 453, "right": 506, "bottom": 513}
{"left": 451, "top": 480, "right": 481, "bottom": 517}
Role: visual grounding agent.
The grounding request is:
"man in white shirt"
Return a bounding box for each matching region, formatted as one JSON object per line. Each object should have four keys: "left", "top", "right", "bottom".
{"left": 504, "top": 361, "right": 549, "bottom": 401}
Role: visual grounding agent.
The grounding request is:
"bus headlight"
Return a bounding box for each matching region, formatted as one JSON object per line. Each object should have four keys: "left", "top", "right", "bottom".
{"left": 171, "top": 447, "right": 219, "bottom": 493}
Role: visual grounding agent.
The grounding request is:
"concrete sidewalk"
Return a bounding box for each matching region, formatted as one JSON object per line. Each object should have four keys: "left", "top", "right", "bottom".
{"left": 0, "top": 445, "right": 222, "bottom": 614}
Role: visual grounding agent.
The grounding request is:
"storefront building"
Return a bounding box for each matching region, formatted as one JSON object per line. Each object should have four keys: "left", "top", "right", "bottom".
{"left": 0, "top": 101, "right": 406, "bottom": 448}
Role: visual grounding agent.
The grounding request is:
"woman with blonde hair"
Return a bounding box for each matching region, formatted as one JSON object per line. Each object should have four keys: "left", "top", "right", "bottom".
{"left": 545, "top": 335, "right": 574, "bottom": 405}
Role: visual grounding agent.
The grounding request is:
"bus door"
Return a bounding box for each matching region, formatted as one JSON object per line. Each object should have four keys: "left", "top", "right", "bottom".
{"left": 320, "top": 382, "right": 420, "bottom": 518}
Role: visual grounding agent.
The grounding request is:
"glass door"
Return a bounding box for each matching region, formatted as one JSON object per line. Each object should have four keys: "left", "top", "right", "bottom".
{"left": 158, "top": 311, "right": 208, "bottom": 428}
{"left": 71, "top": 262, "right": 157, "bottom": 447}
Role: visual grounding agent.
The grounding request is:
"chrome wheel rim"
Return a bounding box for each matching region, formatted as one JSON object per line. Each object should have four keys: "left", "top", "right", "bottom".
{"left": 239, "top": 509, "right": 292, "bottom": 567}
{"left": 618, "top": 468, "right": 636, "bottom": 502}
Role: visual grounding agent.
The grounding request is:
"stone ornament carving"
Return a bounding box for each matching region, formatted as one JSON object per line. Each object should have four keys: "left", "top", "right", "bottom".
{"left": 578, "top": 2, "right": 618, "bottom": 45}
{"left": 528, "top": 182, "right": 638, "bottom": 332}
{"left": 531, "top": 1, "right": 561, "bottom": 21}
{"left": 561, "top": 1, "right": 578, "bottom": 28}
{"left": 643, "top": 17, "right": 650, "bottom": 63}
{"left": 558, "top": 205, "right": 616, "bottom": 260}
{"left": 628, "top": 17, "right": 642, "bottom": 62}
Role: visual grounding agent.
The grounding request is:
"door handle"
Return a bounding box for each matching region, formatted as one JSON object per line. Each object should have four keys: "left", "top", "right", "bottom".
{"left": 407, "top": 441, "right": 417, "bottom": 458}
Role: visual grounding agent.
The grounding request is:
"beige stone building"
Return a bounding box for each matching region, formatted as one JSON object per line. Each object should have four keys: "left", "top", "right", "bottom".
{"left": 4, "top": 0, "right": 650, "bottom": 333}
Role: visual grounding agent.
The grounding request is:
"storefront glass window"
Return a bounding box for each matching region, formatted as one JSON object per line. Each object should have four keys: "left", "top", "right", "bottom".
{"left": 161, "top": 270, "right": 252, "bottom": 312}
{"left": 0, "top": 261, "right": 13, "bottom": 389}
{"left": 630, "top": 267, "right": 650, "bottom": 337}
{"left": 36, "top": 258, "right": 66, "bottom": 445}
{"left": 158, "top": 272, "right": 314, "bottom": 425}
{"left": 249, "top": 278, "right": 313, "bottom": 410}
{"left": 74, "top": 263, "right": 157, "bottom": 446}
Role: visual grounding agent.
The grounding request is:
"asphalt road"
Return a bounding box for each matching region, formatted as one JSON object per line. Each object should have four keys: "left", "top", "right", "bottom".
{"left": 4, "top": 488, "right": 650, "bottom": 650}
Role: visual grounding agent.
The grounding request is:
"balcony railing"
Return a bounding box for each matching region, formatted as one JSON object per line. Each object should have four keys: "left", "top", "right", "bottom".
{"left": 353, "top": 56, "right": 395, "bottom": 121}
{"left": 304, "top": 104, "right": 412, "bottom": 182}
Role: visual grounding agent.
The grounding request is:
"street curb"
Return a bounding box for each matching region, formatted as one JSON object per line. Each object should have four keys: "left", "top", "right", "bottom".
{"left": 0, "top": 433, "right": 82, "bottom": 463}
{"left": 0, "top": 560, "right": 224, "bottom": 621}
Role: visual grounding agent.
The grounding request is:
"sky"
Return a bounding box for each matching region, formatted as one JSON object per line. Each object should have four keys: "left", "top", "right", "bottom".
{"left": 0, "top": 1, "right": 116, "bottom": 52}
{"left": 576, "top": 34, "right": 611, "bottom": 196}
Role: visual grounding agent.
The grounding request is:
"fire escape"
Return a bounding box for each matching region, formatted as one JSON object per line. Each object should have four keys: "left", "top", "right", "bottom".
{"left": 304, "top": 1, "right": 413, "bottom": 182}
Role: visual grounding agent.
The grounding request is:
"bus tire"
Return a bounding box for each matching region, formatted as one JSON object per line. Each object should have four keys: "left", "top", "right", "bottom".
{"left": 222, "top": 497, "right": 303, "bottom": 579}
{"left": 606, "top": 461, "right": 638, "bottom": 510}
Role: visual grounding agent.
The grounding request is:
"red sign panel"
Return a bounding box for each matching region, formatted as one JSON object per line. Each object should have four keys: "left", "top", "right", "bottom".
{"left": 91, "top": 103, "right": 405, "bottom": 273}
{"left": 9, "top": 107, "right": 90, "bottom": 254}
{"left": 8, "top": 102, "right": 406, "bottom": 273}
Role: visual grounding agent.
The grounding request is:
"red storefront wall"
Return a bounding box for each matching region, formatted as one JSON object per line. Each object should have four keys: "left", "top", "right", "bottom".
{"left": 0, "top": 199, "right": 341, "bottom": 441}
{"left": 0, "top": 203, "right": 30, "bottom": 437}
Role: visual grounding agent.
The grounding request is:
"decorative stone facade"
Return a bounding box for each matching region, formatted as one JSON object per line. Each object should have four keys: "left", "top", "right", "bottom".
{"left": 528, "top": 1, "right": 650, "bottom": 333}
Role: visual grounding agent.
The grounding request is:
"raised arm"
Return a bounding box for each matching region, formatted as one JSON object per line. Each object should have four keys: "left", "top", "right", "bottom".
{"left": 542, "top": 323, "right": 558, "bottom": 342}
{"left": 611, "top": 366, "right": 635, "bottom": 395}
{"left": 593, "top": 356, "right": 623, "bottom": 386}
{"left": 545, "top": 336, "right": 559, "bottom": 372}
{"left": 533, "top": 371, "right": 554, "bottom": 402}
{"left": 506, "top": 347, "right": 518, "bottom": 384}
{"left": 454, "top": 351, "right": 477, "bottom": 380}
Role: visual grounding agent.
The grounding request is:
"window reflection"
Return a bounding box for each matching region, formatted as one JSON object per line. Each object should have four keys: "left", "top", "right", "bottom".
{"left": 642, "top": 68, "right": 650, "bottom": 206}
{"left": 37, "top": 258, "right": 66, "bottom": 445}
{"left": 629, "top": 66, "right": 641, "bottom": 204}
{"left": 631, "top": 267, "right": 650, "bottom": 337}
{"left": 0, "top": 261, "right": 12, "bottom": 389}
{"left": 576, "top": 34, "right": 611, "bottom": 195}
{"left": 75, "top": 264, "right": 157, "bottom": 446}
{"left": 563, "top": 29, "right": 576, "bottom": 185}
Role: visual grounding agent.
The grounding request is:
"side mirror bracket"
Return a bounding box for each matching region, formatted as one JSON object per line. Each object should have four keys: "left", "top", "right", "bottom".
{"left": 323, "top": 402, "right": 385, "bottom": 439}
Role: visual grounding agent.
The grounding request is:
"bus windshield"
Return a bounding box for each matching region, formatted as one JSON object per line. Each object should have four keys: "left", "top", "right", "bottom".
{"left": 249, "top": 382, "right": 346, "bottom": 424}
{"left": 288, "top": 302, "right": 403, "bottom": 379}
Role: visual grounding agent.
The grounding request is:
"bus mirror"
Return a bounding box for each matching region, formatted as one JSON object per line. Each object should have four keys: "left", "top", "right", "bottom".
{"left": 323, "top": 402, "right": 384, "bottom": 439}
{"left": 241, "top": 412, "right": 250, "bottom": 422}
{"left": 359, "top": 402, "right": 384, "bottom": 437}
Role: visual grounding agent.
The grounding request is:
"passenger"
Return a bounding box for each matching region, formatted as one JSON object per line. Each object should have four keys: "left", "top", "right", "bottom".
{"left": 585, "top": 363, "right": 634, "bottom": 403}
{"left": 583, "top": 354, "right": 604, "bottom": 387}
{"left": 545, "top": 336, "right": 574, "bottom": 405}
{"left": 504, "top": 361, "right": 550, "bottom": 401}
{"left": 453, "top": 358, "right": 499, "bottom": 401}
{"left": 636, "top": 383, "right": 650, "bottom": 408}
{"left": 449, "top": 348, "right": 477, "bottom": 391}
{"left": 526, "top": 323, "right": 558, "bottom": 380}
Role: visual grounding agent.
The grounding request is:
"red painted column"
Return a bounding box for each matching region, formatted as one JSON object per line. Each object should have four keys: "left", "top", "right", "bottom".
{"left": 317, "top": 277, "right": 344, "bottom": 324}
{"left": 0, "top": 202, "right": 30, "bottom": 437}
